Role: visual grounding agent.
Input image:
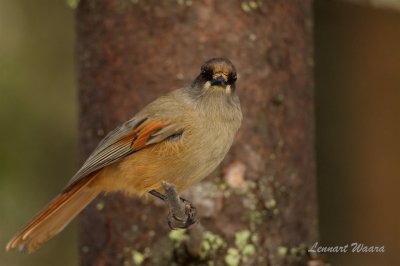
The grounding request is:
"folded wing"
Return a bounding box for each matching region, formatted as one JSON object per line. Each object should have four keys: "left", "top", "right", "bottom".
{"left": 65, "top": 116, "right": 185, "bottom": 191}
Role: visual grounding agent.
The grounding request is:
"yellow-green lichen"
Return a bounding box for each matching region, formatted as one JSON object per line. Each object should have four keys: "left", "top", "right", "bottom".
{"left": 225, "top": 247, "right": 240, "bottom": 266}
{"left": 168, "top": 229, "right": 188, "bottom": 248}
{"left": 248, "top": 209, "right": 264, "bottom": 229}
{"left": 265, "top": 198, "right": 276, "bottom": 209}
{"left": 131, "top": 225, "right": 139, "bottom": 233}
{"left": 240, "top": 1, "right": 261, "bottom": 12}
{"left": 235, "top": 230, "right": 251, "bottom": 249}
{"left": 96, "top": 202, "right": 104, "bottom": 211}
{"left": 290, "top": 243, "right": 308, "bottom": 258}
{"left": 132, "top": 250, "right": 145, "bottom": 265}
{"left": 260, "top": 181, "right": 279, "bottom": 215}
{"left": 247, "top": 180, "right": 257, "bottom": 190}
{"left": 277, "top": 246, "right": 288, "bottom": 256}
{"left": 241, "top": 2, "right": 251, "bottom": 12}
{"left": 219, "top": 180, "right": 232, "bottom": 198}
{"left": 248, "top": 1, "right": 258, "bottom": 9}
{"left": 277, "top": 243, "right": 309, "bottom": 261}
{"left": 242, "top": 244, "right": 256, "bottom": 257}
{"left": 219, "top": 183, "right": 228, "bottom": 191}
{"left": 251, "top": 233, "right": 259, "bottom": 243}
{"left": 199, "top": 231, "right": 226, "bottom": 259}
{"left": 223, "top": 230, "right": 257, "bottom": 265}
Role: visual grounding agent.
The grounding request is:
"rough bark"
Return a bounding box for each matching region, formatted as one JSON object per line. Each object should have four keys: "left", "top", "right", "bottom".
{"left": 76, "top": 1, "right": 317, "bottom": 265}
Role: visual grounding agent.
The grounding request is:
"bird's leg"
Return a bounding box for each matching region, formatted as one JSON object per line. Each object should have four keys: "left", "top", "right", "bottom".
{"left": 148, "top": 182, "right": 197, "bottom": 229}
{"left": 149, "top": 189, "right": 168, "bottom": 201}
{"left": 149, "top": 189, "right": 189, "bottom": 203}
{"left": 162, "top": 182, "right": 197, "bottom": 229}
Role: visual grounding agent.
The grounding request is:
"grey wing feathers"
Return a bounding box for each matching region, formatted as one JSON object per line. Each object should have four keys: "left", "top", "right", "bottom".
{"left": 145, "top": 124, "right": 183, "bottom": 145}
{"left": 64, "top": 117, "right": 147, "bottom": 190}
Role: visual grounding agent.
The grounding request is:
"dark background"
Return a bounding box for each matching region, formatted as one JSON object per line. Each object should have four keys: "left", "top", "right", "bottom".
{"left": 0, "top": 1, "right": 398, "bottom": 265}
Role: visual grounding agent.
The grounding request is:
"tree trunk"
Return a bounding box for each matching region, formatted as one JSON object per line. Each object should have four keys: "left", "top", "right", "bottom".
{"left": 76, "top": 1, "right": 317, "bottom": 265}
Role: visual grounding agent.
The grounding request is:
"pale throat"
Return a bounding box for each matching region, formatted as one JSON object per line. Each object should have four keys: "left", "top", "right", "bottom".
{"left": 203, "top": 81, "right": 232, "bottom": 95}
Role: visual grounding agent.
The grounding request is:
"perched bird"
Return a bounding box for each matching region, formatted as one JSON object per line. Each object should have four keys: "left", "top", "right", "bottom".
{"left": 6, "top": 57, "right": 242, "bottom": 253}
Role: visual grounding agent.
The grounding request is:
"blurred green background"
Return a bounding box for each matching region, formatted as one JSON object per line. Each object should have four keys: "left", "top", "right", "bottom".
{"left": 0, "top": 1, "right": 78, "bottom": 265}
{"left": 0, "top": 1, "right": 399, "bottom": 265}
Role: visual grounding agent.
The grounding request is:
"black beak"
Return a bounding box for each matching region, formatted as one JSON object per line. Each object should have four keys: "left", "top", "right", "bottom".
{"left": 211, "top": 76, "right": 226, "bottom": 86}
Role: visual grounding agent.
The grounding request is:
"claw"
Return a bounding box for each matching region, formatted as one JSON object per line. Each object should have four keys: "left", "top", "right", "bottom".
{"left": 168, "top": 200, "right": 197, "bottom": 229}
{"left": 160, "top": 182, "right": 198, "bottom": 229}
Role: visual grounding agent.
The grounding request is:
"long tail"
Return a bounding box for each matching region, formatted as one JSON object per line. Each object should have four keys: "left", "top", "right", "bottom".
{"left": 6, "top": 174, "right": 99, "bottom": 253}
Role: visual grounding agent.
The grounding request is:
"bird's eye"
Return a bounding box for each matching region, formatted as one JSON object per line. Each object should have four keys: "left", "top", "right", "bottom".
{"left": 201, "top": 66, "right": 208, "bottom": 74}
{"left": 231, "top": 74, "right": 237, "bottom": 82}
{"left": 201, "top": 67, "right": 212, "bottom": 79}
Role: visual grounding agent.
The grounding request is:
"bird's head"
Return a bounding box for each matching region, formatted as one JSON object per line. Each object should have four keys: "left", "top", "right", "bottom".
{"left": 191, "top": 58, "right": 238, "bottom": 96}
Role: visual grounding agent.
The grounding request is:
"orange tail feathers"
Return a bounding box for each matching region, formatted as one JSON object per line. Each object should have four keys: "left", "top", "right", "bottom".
{"left": 6, "top": 174, "right": 99, "bottom": 253}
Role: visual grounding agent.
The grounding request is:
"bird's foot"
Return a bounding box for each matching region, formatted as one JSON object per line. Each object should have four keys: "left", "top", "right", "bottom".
{"left": 167, "top": 197, "right": 197, "bottom": 229}
{"left": 155, "top": 182, "right": 197, "bottom": 229}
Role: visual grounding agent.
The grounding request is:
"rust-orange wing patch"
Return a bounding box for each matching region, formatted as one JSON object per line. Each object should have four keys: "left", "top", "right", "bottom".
{"left": 129, "top": 120, "right": 167, "bottom": 151}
